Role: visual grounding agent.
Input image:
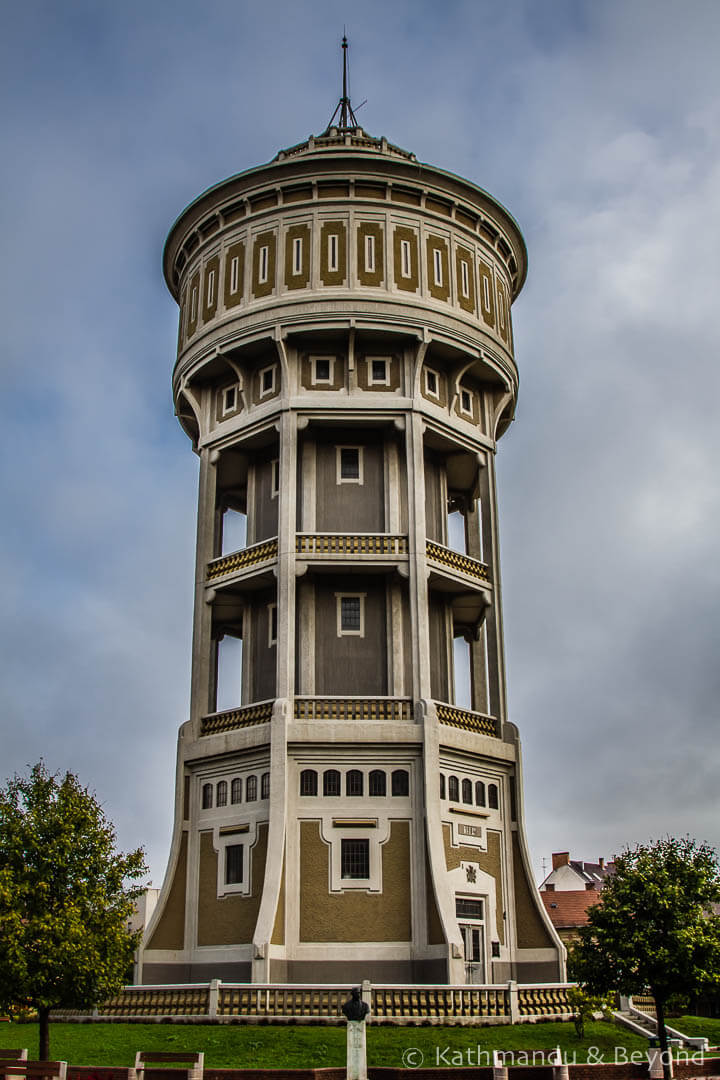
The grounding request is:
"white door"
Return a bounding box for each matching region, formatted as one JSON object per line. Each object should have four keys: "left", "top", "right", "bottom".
{"left": 460, "top": 923, "right": 485, "bottom": 984}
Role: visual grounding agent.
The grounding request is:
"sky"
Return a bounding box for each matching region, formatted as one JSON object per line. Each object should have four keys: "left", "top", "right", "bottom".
{"left": 1, "top": 0, "right": 719, "bottom": 888}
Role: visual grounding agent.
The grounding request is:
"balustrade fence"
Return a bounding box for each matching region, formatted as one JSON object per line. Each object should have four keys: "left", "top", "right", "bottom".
{"left": 52, "top": 982, "right": 573, "bottom": 1025}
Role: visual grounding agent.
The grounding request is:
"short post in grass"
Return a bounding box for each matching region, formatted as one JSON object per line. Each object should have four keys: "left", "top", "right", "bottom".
{"left": 493, "top": 1049, "right": 508, "bottom": 1080}
{"left": 342, "top": 986, "right": 370, "bottom": 1080}
{"left": 550, "top": 1046, "right": 569, "bottom": 1080}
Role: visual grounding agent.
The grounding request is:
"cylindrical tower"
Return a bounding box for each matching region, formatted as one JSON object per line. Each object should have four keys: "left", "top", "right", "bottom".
{"left": 140, "top": 109, "right": 564, "bottom": 985}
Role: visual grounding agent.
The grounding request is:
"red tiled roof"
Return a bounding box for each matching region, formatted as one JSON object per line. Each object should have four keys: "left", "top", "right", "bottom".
{"left": 541, "top": 888, "right": 602, "bottom": 928}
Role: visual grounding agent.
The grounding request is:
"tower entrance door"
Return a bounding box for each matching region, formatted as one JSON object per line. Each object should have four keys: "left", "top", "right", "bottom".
{"left": 460, "top": 923, "right": 485, "bottom": 983}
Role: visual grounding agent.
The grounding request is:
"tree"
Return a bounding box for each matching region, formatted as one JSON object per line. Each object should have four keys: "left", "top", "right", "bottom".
{"left": 569, "top": 837, "right": 720, "bottom": 1079}
{"left": 565, "top": 984, "right": 614, "bottom": 1039}
{"left": 0, "top": 763, "right": 147, "bottom": 1059}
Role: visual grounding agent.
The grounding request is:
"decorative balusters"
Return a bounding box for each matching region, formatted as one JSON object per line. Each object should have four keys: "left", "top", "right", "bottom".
{"left": 435, "top": 701, "right": 499, "bottom": 737}
{"left": 426, "top": 540, "right": 489, "bottom": 581}
{"left": 207, "top": 538, "right": 278, "bottom": 581}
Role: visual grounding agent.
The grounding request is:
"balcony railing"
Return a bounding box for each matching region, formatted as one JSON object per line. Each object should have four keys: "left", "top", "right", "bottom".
{"left": 435, "top": 701, "right": 499, "bottom": 738}
{"left": 207, "top": 538, "right": 278, "bottom": 581}
{"left": 201, "top": 701, "right": 274, "bottom": 736}
{"left": 426, "top": 540, "right": 489, "bottom": 582}
{"left": 294, "top": 697, "right": 412, "bottom": 723}
{"left": 296, "top": 533, "right": 408, "bottom": 556}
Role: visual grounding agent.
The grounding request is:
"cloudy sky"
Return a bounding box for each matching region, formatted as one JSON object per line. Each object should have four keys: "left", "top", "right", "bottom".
{"left": 1, "top": 0, "right": 718, "bottom": 888}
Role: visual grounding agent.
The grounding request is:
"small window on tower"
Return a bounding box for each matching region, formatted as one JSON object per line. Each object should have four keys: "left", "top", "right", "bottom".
{"left": 300, "top": 769, "right": 318, "bottom": 797}
{"left": 328, "top": 233, "right": 339, "bottom": 273}
{"left": 311, "top": 356, "right": 333, "bottom": 384}
{"left": 261, "top": 772, "right": 270, "bottom": 799}
{"left": 191, "top": 286, "right": 198, "bottom": 322}
{"left": 448, "top": 775, "right": 459, "bottom": 802}
{"left": 246, "top": 775, "right": 258, "bottom": 801}
{"left": 259, "top": 364, "right": 276, "bottom": 398}
{"left": 460, "top": 260, "right": 470, "bottom": 299}
{"left": 231, "top": 777, "right": 242, "bottom": 804}
{"left": 207, "top": 269, "right": 216, "bottom": 308}
{"left": 201, "top": 783, "right": 213, "bottom": 810}
{"left": 323, "top": 769, "right": 341, "bottom": 796}
{"left": 369, "top": 770, "right": 386, "bottom": 796}
{"left": 258, "top": 245, "right": 269, "bottom": 285}
{"left": 229, "top": 255, "right": 240, "bottom": 295}
{"left": 425, "top": 368, "right": 440, "bottom": 399}
{"left": 336, "top": 593, "right": 365, "bottom": 637}
{"left": 271, "top": 458, "right": 279, "bottom": 498}
{"left": 225, "top": 844, "right": 244, "bottom": 885}
{"left": 460, "top": 389, "right": 473, "bottom": 417}
{"left": 222, "top": 385, "right": 237, "bottom": 416}
{"left": 346, "top": 769, "right": 364, "bottom": 797}
{"left": 440, "top": 773, "right": 446, "bottom": 800}
{"left": 292, "top": 236, "right": 303, "bottom": 276}
{"left": 400, "top": 239, "right": 411, "bottom": 278}
{"left": 216, "top": 780, "right": 228, "bottom": 807}
{"left": 368, "top": 357, "right": 390, "bottom": 386}
{"left": 488, "top": 783, "right": 499, "bottom": 810}
{"left": 462, "top": 778, "right": 473, "bottom": 804}
{"left": 433, "top": 247, "right": 443, "bottom": 287}
{"left": 337, "top": 446, "right": 363, "bottom": 484}
{"left": 268, "top": 603, "right": 277, "bottom": 647}
{"left": 364, "top": 234, "right": 376, "bottom": 274}
{"left": 341, "top": 838, "right": 369, "bottom": 879}
{"left": 391, "top": 769, "right": 409, "bottom": 796}
{"left": 475, "top": 781, "right": 486, "bottom": 807}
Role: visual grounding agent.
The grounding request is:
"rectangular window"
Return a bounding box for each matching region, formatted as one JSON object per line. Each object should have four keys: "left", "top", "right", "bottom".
{"left": 311, "top": 356, "right": 333, "bottom": 384}
{"left": 369, "top": 357, "right": 389, "bottom": 386}
{"left": 191, "top": 286, "right": 198, "bottom": 321}
{"left": 497, "top": 289, "right": 506, "bottom": 328}
{"left": 225, "top": 845, "right": 244, "bottom": 885}
{"left": 425, "top": 368, "right": 440, "bottom": 399}
{"left": 341, "top": 838, "right": 370, "bottom": 879}
{"left": 460, "top": 260, "right": 469, "bottom": 298}
{"left": 460, "top": 389, "right": 473, "bottom": 416}
{"left": 259, "top": 245, "right": 269, "bottom": 285}
{"left": 364, "top": 234, "right": 375, "bottom": 274}
{"left": 222, "top": 385, "right": 237, "bottom": 416}
{"left": 259, "top": 364, "right": 276, "bottom": 398}
{"left": 337, "top": 446, "right": 363, "bottom": 484}
{"left": 400, "top": 238, "right": 411, "bottom": 278}
{"left": 433, "top": 248, "right": 443, "bottom": 287}
{"left": 336, "top": 593, "right": 365, "bottom": 637}
{"left": 271, "top": 458, "right": 279, "bottom": 498}
{"left": 328, "top": 233, "right": 339, "bottom": 273}
{"left": 268, "top": 603, "right": 277, "bottom": 646}
{"left": 230, "top": 255, "right": 240, "bottom": 295}
{"left": 456, "top": 897, "right": 484, "bottom": 920}
{"left": 207, "top": 269, "right": 216, "bottom": 307}
{"left": 482, "top": 275, "right": 491, "bottom": 310}
{"left": 292, "top": 236, "right": 303, "bottom": 276}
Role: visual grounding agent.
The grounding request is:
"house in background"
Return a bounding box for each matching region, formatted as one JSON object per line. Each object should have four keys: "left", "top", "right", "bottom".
{"left": 539, "top": 852, "right": 614, "bottom": 945}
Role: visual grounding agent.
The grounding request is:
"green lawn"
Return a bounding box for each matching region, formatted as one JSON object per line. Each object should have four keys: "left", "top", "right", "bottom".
{"left": 673, "top": 1015, "right": 720, "bottom": 1045}
{"left": 0, "top": 1020, "right": 658, "bottom": 1068}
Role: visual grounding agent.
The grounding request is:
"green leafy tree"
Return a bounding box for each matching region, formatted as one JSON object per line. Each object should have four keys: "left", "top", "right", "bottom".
{"left": 569, "top": 837, "right": 720, "bottom": 1078}
{"left": 0, "top": 763, "right": 147, "bottom": 1059}
{"left": 565, "top": 984, "right": 614, "bottom": 1038}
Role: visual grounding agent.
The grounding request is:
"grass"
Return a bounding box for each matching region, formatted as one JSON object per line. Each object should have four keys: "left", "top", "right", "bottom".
{"left": 0, "top": 1020, "right": 659, "bottom": 1068}
{"left": 673, "top": 1015, "right": 720, "bottom": 1044}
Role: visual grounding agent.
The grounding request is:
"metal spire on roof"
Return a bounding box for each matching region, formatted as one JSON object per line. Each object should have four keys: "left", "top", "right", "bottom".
{"left": 325, "top": 35, "right": 361, "bottom": 133}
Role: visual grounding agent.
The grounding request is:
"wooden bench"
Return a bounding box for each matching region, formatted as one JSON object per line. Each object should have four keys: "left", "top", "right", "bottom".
{"left": 134, "top": 1053, "right": 203, "bottom": 1080}
{"left": 0, "top": 1061, "right": 67, "bottom": 1080}
{"left": 0, "top": 1055, "right": 28, "bottom": 1063}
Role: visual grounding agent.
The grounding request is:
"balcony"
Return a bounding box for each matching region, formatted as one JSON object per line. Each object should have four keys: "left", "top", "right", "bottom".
{"left": 200, "top": 701, "right": 274, "bottom": 736}
{"left": 296, "top": 532, "right": 408, "bottom": 564}
{"left": 294, "top": 696, "right": 412, "bottom": 723}
{"left": 207, "top": 538, "right": 278, "bottom": 583}
{"left": 426, "top": 540, "right": 488, "bottom": 582}
{"left": 435, "top": 701, "right": 499, "bottom": 738}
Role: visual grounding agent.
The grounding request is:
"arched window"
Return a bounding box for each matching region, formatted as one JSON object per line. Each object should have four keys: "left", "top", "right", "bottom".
{"left": 462, "top": 779, "right": 473, "bottom": 804}
{"left": 231, "top": 777, "right": 242, "bottom": 804}
{"left": 246, "top": 774, "right": 258, "bottom": 801}
{"left": 216, "top": 780, "right": 228, "bottom": 807}
{"left": 323, "top": 769, "right": 341, "bottom": 796}
{"left": 440, "top": 774, "right": 446, "bottom": 800}
{"left": 369, "top": 770, "right": 386, "bottom": 796}
{"left": 261, "top": 772, "right": 270, "bottom": 799}
{"left": 201, "top": 783, "right": 213, "bottom": 810}
{"left": 300, "top": 769, "right": 318, "bottom": 796}
{"left": 488, "top": 783, "right": 499, "bottom": 810}
{"left": 448, "top": 775, "right": 459, "bottom": 802}
{"left": 392, "top": 770, "right": 409, "bottom": 796}
{"left": 475, "top": 781, "right": 486, "bottom": 807}
{"left": 347, "top": 770, "right": 364, "bottom": 796}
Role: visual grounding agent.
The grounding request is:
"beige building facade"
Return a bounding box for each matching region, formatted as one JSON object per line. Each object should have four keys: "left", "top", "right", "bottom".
{"left": 138, "top": 118, "right": 564, "bottom": 986}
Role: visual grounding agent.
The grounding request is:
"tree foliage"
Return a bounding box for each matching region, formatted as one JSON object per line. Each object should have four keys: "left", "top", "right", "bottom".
{"left": 569, "top": 837, "right": 720, "bottom": 1076}
{"left": 565, "top": 984, "right": 614, "bottom": 1039}
{"left": 0, "top": 763, "right": 147, "bottom": 1058}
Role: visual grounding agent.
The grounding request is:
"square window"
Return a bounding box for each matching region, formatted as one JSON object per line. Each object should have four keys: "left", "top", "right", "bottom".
{"left": 341, "top": 838, "right": 370, "bottom": 879}
{"left": 336, "top": 593, "right": 365, "bottom": 637}
{"left": 337, "top": 446, "right": 363, "bottom": 484}
{"left": 368, "top": 357, "right": 390, "bottom": 386}
{"left": 311, "top": 356, "right": 333, "bottom": 384}
{"left": 259, "top": 364, "right": 276, "bottom": 398}
{"left": 225, "top": 844, "right": 244, "bottom": 885}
